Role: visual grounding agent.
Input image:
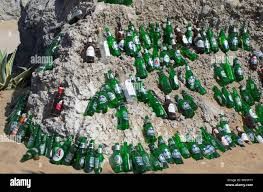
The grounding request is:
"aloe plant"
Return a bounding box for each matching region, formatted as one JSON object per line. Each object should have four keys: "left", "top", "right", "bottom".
{"left": 0, "top": 50, "right": 32, "bottom": 90}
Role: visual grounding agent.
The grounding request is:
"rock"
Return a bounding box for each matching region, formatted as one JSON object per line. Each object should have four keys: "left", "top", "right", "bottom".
{"left": 0, "top": 0, "right": 21, "bottom": 20}
{"left": 201, "top": 5, "right": 211, "bottom": 15}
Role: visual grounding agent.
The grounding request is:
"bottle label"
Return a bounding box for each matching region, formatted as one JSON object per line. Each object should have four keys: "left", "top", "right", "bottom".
{"left": 248, "top": 133, "right": 255, "bottom": 142}
{"left": 245, "top": 38, "right": 250, "bottom": 46}
{"left": 114, "top": 155, "right": 122, "bottom": 165}
{"left": 172, "top": 149, "right": 182, "bottom": 159}
{"left": 145, "top": 35, "right": 151, "bottom": 45}
{"left": 232, "top": 37, "right": 239, "bottom": 46}
{"left": 256, "top": 135, "right": 263, "bottom": 143}
{"left": 224, "top": 135, "right": 232, "bottom": 144}
{"left": 118, "top": 40, "right": 125, "bottom": 50}
{"left": 52, "top": 148, "right": 64, "bottom": 162}
{"left": 89, "top": 157, "right": 95, "bottom": 167}
{"left": 223, "top": 124, "right": 231, "bottom": 134}
{"left": 182, "top": 35, "right": 188, "bottom": 44}
{"left": 192, "top": 145, "right": 201, "bottom": 154}
{"left": 134, "top": 36, "right": 140, "bottom": 45}
{"left": 182, "top": 102, "right": 191, "bottom": 110}
{"left": 173, "top": 76, "right": 179, "bottom": 85}
{"left": 168, "top": 103, "right": 176, "bottom": 113}
{"left": 86, "top": 46, "right": 95, "bottom": 57}
{"left": 39, "top": 144, "right": 46, "bottom": 154}
{"left": 228, "top": 95, "right": 234, "bottom": 102}
{"left": 10, "top": 122, "right": 18, "bottom": 132}
{"left": 147, "top": 128, "right": 155, "bottom": 137}
{"left": 158, "top": 154, "right": 166, "bottom": 163}
{"left": 182, "top": 147, "right": 190, "bottom": 155}
{"left": 128, "top": 41, "right": 134, "bottom": 50}
{"left": 249, "top": 109, "right": 258, "bottom": 119}
{"left": 235, "top": 97, "right": 242, "bottom": 106}
{"left": 163, "top": 149, "right": 172, "bottom": 159}
{"left": 114, "top": 84, "right": 122, "bottom": 94}
{"left": 99, "top": 95, "right": 107, "bottom": 104}
{"left": 164, "top": 55, "right": 170, "bottom": 63}
{"left": 79, "top": 157, "right": 85, "bottom": 167}
{"left": 55, "top": 101, "right": 63, "bottom": 111}
{"left": 135, "top": 156, "right": 144, "bottom": 166}
{"left": 220, "top": 70, "right": 227, "bottom": 78}
{"left": 108, "top": 92, "right": 116, "bottom": 101}
{"left": 211, "top": 38, "right": 217, "bottom": 47}
{"left": 237, "top": 68, "right": 243, "bottom": 76}
{"left": 241, "top": 133, "right": 249, "bottom": 142}
{"left": 153, "top": 57, "right": 160, "bottom": 67}
{"left": 112, "top": 41, "right": 119, "bottom": 51}
{"left": 187, "top": 76, "right": 196, "bottom": 88}
{"left": 205, "top": 40, "right": 210, "bottom": 49}
{"left": 223, "top": 40, "right": 229, "bottom": 49}
{"left": 196, "top": 40, "right": 205, "bottom": 48}
{"left": 221, "top": 136, "right": 229, "bottom": 146}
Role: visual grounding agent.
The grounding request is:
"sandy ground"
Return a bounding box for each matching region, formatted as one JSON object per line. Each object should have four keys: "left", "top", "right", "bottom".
{"left": 0, "top": 21, "right": 263, "bottom": 174}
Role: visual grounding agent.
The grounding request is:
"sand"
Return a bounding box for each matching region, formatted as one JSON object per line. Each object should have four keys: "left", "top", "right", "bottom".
{"left": 0, "top": 20, "right": 263, "bottom": 174}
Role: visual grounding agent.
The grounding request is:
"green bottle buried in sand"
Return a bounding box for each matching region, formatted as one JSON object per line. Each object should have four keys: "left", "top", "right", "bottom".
{"left": 207, "top": 27, "right": 219, "bottom": 53}
{"left": 168, "top": 138, "right": 184, "bottom": 164}
{"left": 233, "top": 58, "right": 244, "bottom": 82}
{"left": 212, "top": 86, "right": 226, "bottom": 106}
{"left": 152, "top": 46, "right": 161, "bottom": 69}
{"left": 137, "top": 143, "right": 152, "bottom": 172}
{"left": 232, "top": 87, "right": 243, "bottom": 112}
{"left": 158, "top": 69, "right": 172, "bottom": 95}
{"left": 139, "top": 26, "right": 152, "bottom": 49}
{"left": 160, "top": 46, "right": 171, "bottom": 66}
{"left": 147, "top": 90, "right": 167, "bottom": 118}
{"left": 110, "top": 143, "right": 123, "bottom": 173}
{"left": 239, "top": 85, "right": 254, "bottom": 107}
{"left": 222, "top": 57, "right": 235, "bottom": 83}
{"left": 182, "top": 90, "right": 198, "bottom": 111}
{"left": 97, "top": 91, "right": 108, "bottom": 114}
{"left": 175, "top": 95, "right": 195, "bottom": 119}
{"left": 256, "top": 104, "right": 263, "bottom": 123}
{"left": 148, "top": 143, "right": 169, "bottom": 169}
{"left": 228, "top": 25, "right": 239, "bottom": 51}
{"left": 143, "top": 49, "right": 154, "bottom": 72}
{"left": 180, "top": 47, "right": 198, "bottom": 61}
{"left": 195, "top": 79, "right": 207, "bottom": 95}
{"left": 135, "top": 78, "right": 149, "bottom": 103}
{"left": 84, "top": 140, "right": 95, "bottom": 173}
{"left": 130, "top": 145, "right": 145, "bottom": 174}
{"left": 173, "top": 133, "right": 191, "bottom": 159}
{"left": 185, "top": 64, "right": 196, "bottom": 91}
{"left": 73, "top": 137, "right": 87, "bottom": 170}
{"left": 116, "top": 104, "right": 129, "bottom": 130}
{"left": 199, "top": 141, "right": 220, "bottom": 159}
{"left": 143, "top": 116, "right": 157, "bottom": 144}
{"left": 187, "top": 142, "right": 203, "bottom": 161}
{"left": 94, "top": 144, "right": 105, "bottom": 174}
{"left": 239, "top": 25, "right": 251, "bottom": 51}
{"left": 50, "top": 136, "right": 64, "bottom": 165}
{"left": 84, "top": 94, "right": 98, "bottom": 116}
{"left": 134, "top": 52, "right": 148, "bottom": 79}
{"left": 185, "top": 23, "right": 193, "bottom": 45}
{"left": 173, "top": 50, "right": 188, "bottom": 67}
{"left": 218, "top": 29, "right": 229, "bottom": 53}
{"left": 102, "top": 84, "right": 119, "bottom": 109}
{"left": 246, "top": 77, "right": 261, "bottom": 102}
{"left": 157, "top": 136, "right": 174, "bottom": 164}
{"left": 105, "top": 27, "right": 121, "bottom": 57}
{"left": 164, "top": 18, "right": 174, "bottom": 45}
{"left": 168, "top": 67, "right": 180, "bottom": 90}
{"left": 221, "top": 87, "right": 234, "bottom": 108}
{"left": 20, "top": 148, "right": 40, "bottom": 162}
{"left": 121, "top": 142, "right": 132, "bottom": 172}
{"left": 213, "top": 64, "right": 230, "bottom": 86}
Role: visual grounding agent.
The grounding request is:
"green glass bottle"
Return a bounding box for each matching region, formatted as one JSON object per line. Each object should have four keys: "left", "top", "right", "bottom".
{"left": 94, "top": 144, "right": 105, "bottom": 174}
{"left": 175, "top": 95, "right": 195, "bottom": 118}
{"left": 180, "top": 47, "right": 198, "bottom": 61}
{"left": 212, "top": 86, "right": 226, "bottom": 106}
{"left": 102, "top": 84, "right": 119, "bottom": 109}
{"left": 147, "top": 90, "right": 167, "bottom": 118}
{"left": 143, "top": 49, "right": 154, "bottom": 72}
{"left": 242, "top": 102, "right": 258, "bottom": 129}
{"left": 84, "top": 95, "right": 98, "bottom": 116}
{"left": 137, "top": 143, "right": 152, "bottom": 172}
{"left": 153, "top": 23, "right": 162, "bottom": 48}
{"left": 148, "top": 23, "right": 155, "bottom": 43}
{"left": 169, "top": 67, "right": 180, "bottom": 90}
{"left": 149, "top": 153, "right": 164, "bottom": 171}
{"left": 233, "top": 58, "right": 244, "bottom": 82}
{"left": 124, "top": 30, "right": 137, "bottom": 57}
{"left": 207, "top": 27, "right": 219, "bottom": 53}
{"left": 97, "top": 91, "right": 108, "bottom": 114}
{"left": 256, "top": 104, "right": 263, "bottom": 123}
{"left": 26, "top": 124, "right": 39, "bottom": 149}
{"left": 20, "top": 148, "right": 39, "bottom": 162}
{"left": 182, "top": 90, "right": 198, "bottom": 111}
{"left": 38, "top": 133, "right": 47, "bottom": 156}
{"left": 139, "top": 26, "right": 152, "bottom": 49}
{"left": 244, "top": 126, "right": 258, "bottom": 144}
{"left": 152, "top": 46, "right": 160, "bottom": 69}
{"left": 222, "top": 87, "right": 234, "bottom": 108}
{"left": 230, "top": 132, "right": 245, "bottom": 147}
{"left": 232, "top": 87, "right": 243, "bottom": 112}
{"left": 246, "top": 77, "right": 261, "bottom": 102}
{"left": 45, "top": 134, "right": 55, "bottom": 158}
{"left": 164, "top": 18, "right": 174, "bottom": 45}
{"left": 240, "top": 85, "right": 254, "bottom": 106}
{"left": 213, "top": 64, "right": 230, "bottom": 86}
{"left": 202, "top": 29, "right": 211, "bottom": 54}
{"left": 185, "top": 64, "right": 196, "bottom": 91}
{"left": 135, "top": 77, "right": 149, "bottom": 103}
{"left": 187, "top": 142, "right": 203, "bottom": 160}
{"left": 143, "top": 116, "right": 157, "bottom": 143}
{"left": 228, "top": 25, "right": 239, "bottom": 51}
{"left": 173, "top": 133, "right": 191, "bottom": 159}
{"left": 105, "top": 70, "right": 125, "bottom": 102}
{"left": 116, "top": 104, "right": 129, "bottom": 130}
{"left": 110, "top": 143, "right": 123, "bottom": 173}
{"left": 157, "top": 136, "right": 174, "bottom": 164}
{"left": 121, "top": 142, "right": 133, "bottom": 172}
{"left": 223, "top": 57, "right": 235, "bottom": 83}
{"left": 148, "top": 143, "right": 169, "bottom": 169}
{"left": 168, "top": 138, "right": 184, "bottom": 164}
{"left": 84, "top": 140, "right": 95, "bottom": 173}
{"left": 173, "top": 50, "right": 188, "bottom": 67}
{"left": 239, "top": 25, "right": 251, "bottom": 51}
{"left": 63, "top": 142, "right": 77, "bottom": 166}
{"left": 134, "top": 52, "right": 148, "bottom": 79}
{"left": 160, "top": 46, "right": 171, "bottom": 66}
{"left": 185, "top": 23, "right": 193, "bottom": 45}
{"left": 105, "top": 27, "right": 121, "bottom": 57}
{"left": 158, "top": 70, "right": 172, "bottom": 95}
{"left": 195, "top": 79, "right": 207, "bottom": 95}
{"left": 218, "top": 114, "right": 231, "bottom": 134}
{"left": 218, "top": 29, "right": 229, "bottom": 53}
{"left": 73, "top": 137, "right": 87, "bottom": 170}
{"left": 132, "top": 29, "right": 141, "bottom": 53}
{"left": 130, "top": 145, "right": 145, "bottom": 174}
{"left": 50, "top": 136, "right": 64, "bottom": 165}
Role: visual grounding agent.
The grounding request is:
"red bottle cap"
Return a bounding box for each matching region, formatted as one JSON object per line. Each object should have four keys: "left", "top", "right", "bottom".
{"left": 58, "top": 86, "right": 64, "bottom": 95}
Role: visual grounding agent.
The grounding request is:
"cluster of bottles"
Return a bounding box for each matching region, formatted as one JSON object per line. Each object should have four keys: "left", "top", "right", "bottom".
{"left": 98, "top": 0, "right": 133, "bottom": 6}
{"left": 214, "top": 57, "right": 244, "bottom": 86}
{"left": 212, "top": 114, "right": 263, "bottom": 149}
